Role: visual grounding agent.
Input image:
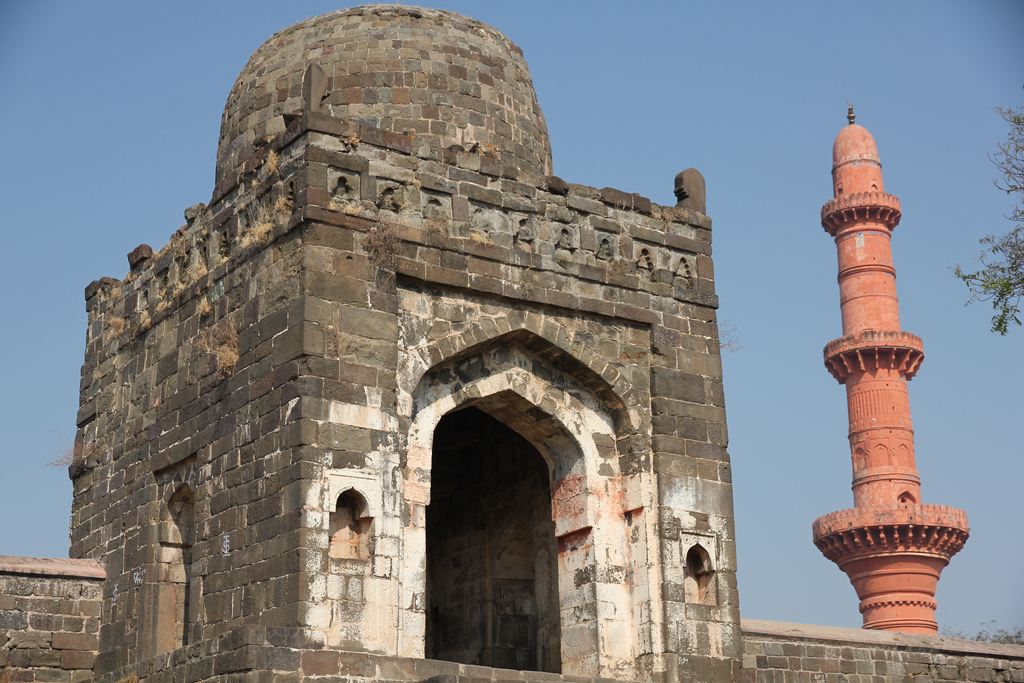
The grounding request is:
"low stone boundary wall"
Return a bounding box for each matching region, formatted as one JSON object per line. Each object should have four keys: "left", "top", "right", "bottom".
{"left": 0, "top": 556, "right": 104, "bottom": 683}
{"left": 7, "top": 586, "right": 1023, "bottom": 683}
{"left": 93, "top": 623, "right": 657, "bottom": 683}
{"left": 741, "top": 618, "right": 1024, "bottom": 683}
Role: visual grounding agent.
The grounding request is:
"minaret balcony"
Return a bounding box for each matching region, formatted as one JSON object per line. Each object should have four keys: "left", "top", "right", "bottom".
{"left": 823, "top": 330, "right": 924, "bottom": 383}
{"left": 821, "top": 191, "right": 902, "bottom": 235}
{"left": 812, "top": 504, "right": 969, "bottom": 564}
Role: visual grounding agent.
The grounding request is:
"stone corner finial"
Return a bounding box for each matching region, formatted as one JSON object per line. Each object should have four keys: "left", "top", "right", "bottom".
{"left": 674, "top": 168, "right": 706, "bottom": 214}
{"left": 127, "top": 244, "right": 153, "bottom": 270}
{"left": 184, "top": 203, "right": 206, "bottom": 225}
{"left": 847, "top": 102, "right": 856, "bottom": 126}
{"left": 302, "top": 63, "right": 329, "bottom": 114}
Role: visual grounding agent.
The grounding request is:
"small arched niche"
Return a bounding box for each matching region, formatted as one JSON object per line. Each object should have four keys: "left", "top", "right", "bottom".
{"left": 684, "top": 544, "right": 715, "bottom": 605}
{"left": 853, "top": 447, "right": 867, "bottom": 473}
{"left": 168, "top": 484, "right": 195, "bottom": 546}
{"left": 897, "top": 491, "right": 916, "bottom": 506}
{"left": 156, "top": 483, "right": 195, "bottom": 653}
{"left": 329, "top": 489, "right": 372, "bottom": 560}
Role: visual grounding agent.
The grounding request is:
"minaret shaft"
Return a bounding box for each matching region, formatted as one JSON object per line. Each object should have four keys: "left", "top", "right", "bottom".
{"left": 844, "top": 371, "right": 919, "bottom": 507}
{"left": 835, "top": 224, "right": 901, "bottom": 335}
{"left": 812, "top": 111, "right": 968, "bottom": 634}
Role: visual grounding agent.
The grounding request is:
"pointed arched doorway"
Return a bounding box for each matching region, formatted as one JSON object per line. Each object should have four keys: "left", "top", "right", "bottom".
{"left": 425, "top": 406, "right": 561, "bottom": 673}
{"left": 401, "top": 334, "right": 643, "bottom": 678}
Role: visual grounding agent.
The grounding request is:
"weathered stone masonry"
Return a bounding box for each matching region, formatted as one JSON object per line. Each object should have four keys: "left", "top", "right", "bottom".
{"left": 742, "top": 620, "right": 1024, "bottom": 683}
{"left": 0, "top": 557, "right": 103, "bottom": 682}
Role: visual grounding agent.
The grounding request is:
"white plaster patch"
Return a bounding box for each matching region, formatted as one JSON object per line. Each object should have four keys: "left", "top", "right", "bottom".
{"left": 329, "top": 400, "right": 395, "bottom": 432}
{"left": 305, "top": 603, "right": 331, "bottom": 630}
{"left": 284, "top": 397, "right": 299, "bottom": 423}
{"left": 660, "top": 476, "right": 732, "bottom": 513}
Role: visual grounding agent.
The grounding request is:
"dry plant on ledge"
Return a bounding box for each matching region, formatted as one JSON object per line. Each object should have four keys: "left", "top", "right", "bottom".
{"left": 364, "top": 220, "right": 400, "bottom": 274}
{"left": 196, "top": 320, "right": 239, "bottom": 379}
{"left": 107, "top": 316, "right": 126, "bottom": 337}
{"left": 47, "top": 437, "right": 102, "bottom": 468}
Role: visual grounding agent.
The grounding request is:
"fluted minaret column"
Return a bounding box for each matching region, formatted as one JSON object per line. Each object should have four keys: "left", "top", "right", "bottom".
{"left": 812, "top": 107, "right": 969, "bottom": 634}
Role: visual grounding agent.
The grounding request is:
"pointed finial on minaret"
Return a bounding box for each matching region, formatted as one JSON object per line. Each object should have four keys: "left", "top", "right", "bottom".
{"left": 847, "top": 102, "right": 855, "bottom": 125}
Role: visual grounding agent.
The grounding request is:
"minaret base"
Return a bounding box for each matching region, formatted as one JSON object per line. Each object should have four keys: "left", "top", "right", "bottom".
{"left": 842, "top": 554, "right": 947, "bottom": 634}
{"left": 813, "top": 505, "right": 969, "bottom": 634}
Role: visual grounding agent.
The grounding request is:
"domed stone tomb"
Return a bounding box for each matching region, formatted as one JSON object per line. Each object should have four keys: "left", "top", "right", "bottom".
{"left": 55, "top": 5, "right": 734, "bottom": 683}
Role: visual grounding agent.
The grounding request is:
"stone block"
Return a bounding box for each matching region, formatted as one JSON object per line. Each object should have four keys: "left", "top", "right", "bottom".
{"left": 567, "top": 194, "right": 607, "bottom": 216}
{"left": 28, "top": 648, "right": 63, "bottom": 667}
{"left": 0, "top": 610, "right": 29, "bottom": 630}
{"left": 266, "top": 646, "right": 300, "bottom": 671}
{"left": 544, "top": 175, "right": 569, "bottom": 195}
{"left": 60, "top": 650, "right": 95, "bottom": 670}
{"left": 302, "top": 271, "right": 367, "bottom": 307}
{"left": 33, "top": 667, "right": 73, "bottom": 683}
{"left": 651, "top": 367, "right": 706, "bottom": 404}
{"left": 417, "top": 173, "right": 456, "bottom": 194}
{"left": 461, "top": 182, "right": 502, "bottom": 207}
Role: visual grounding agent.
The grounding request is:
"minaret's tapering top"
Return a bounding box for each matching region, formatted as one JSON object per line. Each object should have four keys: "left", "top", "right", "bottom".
{"left": 847, "top": 102, "right": 855, "bottom": 125}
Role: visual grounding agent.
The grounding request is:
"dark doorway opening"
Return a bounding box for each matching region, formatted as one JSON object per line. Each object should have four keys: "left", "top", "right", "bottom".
{"left": 425, "top": 406, "right": 561, "bottom": 673}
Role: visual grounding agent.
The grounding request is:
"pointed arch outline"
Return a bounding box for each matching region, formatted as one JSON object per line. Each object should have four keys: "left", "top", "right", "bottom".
{"left": 397, "top": 319, "right": 644, "bottom": 436}
{"left": 155, "top": 481, "right": 196, "bottom": 653}
{"left": 397, "top": 334, "right": 646, "bottom": 673}
{"left": 405, "top": 356, "right": 615, "bottom": 534}
{"left": 165, "top": 483, "right": 196, "bottom": 546}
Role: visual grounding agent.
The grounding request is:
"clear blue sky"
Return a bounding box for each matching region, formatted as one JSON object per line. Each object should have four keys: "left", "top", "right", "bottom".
{"left": 1, "top": 1, "right": 1021, "bottom": 635}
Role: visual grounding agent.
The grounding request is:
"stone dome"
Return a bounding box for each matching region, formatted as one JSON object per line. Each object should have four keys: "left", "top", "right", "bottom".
{"left": 216, "top": 5, "right": 553, "bottom": 183}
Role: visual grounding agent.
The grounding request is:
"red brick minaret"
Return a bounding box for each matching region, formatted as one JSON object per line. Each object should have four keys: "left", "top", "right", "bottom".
{"left": 811, "top": 106, "right": 969, "bottom": 634}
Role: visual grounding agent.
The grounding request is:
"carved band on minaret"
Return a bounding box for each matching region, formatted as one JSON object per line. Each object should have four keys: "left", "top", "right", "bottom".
{"left": 811, "top": 111, "right": 968, "bottom": 635}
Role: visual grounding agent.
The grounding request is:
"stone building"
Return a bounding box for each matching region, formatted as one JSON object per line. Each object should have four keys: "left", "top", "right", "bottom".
{"left": 0, "top": 6, "right": 1021, "bottom": 683}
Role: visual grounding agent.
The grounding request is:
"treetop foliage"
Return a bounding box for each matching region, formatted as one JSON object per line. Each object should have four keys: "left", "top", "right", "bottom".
{"left": 943, "top": 621, "right": 1024, "bottom": 645}
{"left": 955, "top": 95, "right": 1024, "bottom": 335}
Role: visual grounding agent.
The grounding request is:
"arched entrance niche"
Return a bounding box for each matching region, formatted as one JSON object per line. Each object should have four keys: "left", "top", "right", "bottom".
{"left": 146, "top": 459, "right": 201, "bottom": 659}
{"left": 162, "top": 484, "right": 194, "bottom": 652}
{"left": 426, "top": 405, "right": 561, "bottom": 672}
{"left": 401, "top": 336, "right": 652, "bottom": 678}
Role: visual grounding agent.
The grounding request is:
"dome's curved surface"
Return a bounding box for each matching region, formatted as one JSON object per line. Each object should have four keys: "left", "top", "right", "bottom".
{"left": 831, "top": 122, "right": 884, "bottom": 195}
{"left": 832, "top": 123, "right": 879, "bottom": 168}
{"left": 217, "top": 5, "right": 553, "bottom": 183}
